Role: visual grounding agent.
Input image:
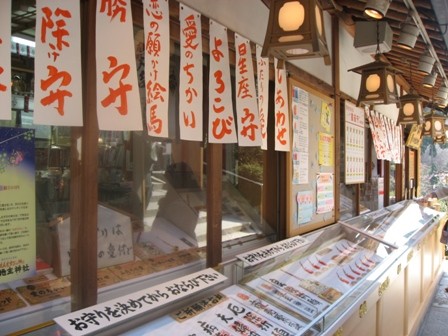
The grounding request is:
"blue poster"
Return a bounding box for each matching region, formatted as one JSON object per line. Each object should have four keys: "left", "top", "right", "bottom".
{"left": 0, "top": 127, "right": 36, "bottom": 283}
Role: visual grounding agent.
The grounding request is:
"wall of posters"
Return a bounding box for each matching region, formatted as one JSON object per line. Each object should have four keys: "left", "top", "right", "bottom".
{"left": 287, "top": 79, "right": 335, "bottom": 236}
{"left": 0, "top": 127, "right": 36, "bottom": 283}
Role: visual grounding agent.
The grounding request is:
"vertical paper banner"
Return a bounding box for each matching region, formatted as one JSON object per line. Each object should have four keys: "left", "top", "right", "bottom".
{"left": 208, "top": 20, "right": 237, "bottom": 143}
{"left": 292, "top": 87, "right": 309, "bottom": 184}
{"left": 256, "top": 45, "right": 269, "bottom": 150}
{"left": 0, "top": 128, "right": 36, "bottom": 283}
{"left": 274, "top": 59, "right": 290, "bottom": 151}
{"left": 96, "top": 0, "right": 143, "bottom": 130}
{"left": 34, "top": 0, "right": 83, "bottom": 126}
{"left": 0, "top": 0, "right": 11, "bottom": 121}
{"left": 344, "top": 101, "right": 365, "bottom": 184}
{"left": 179, "top": 4, "right": 203, "bottom": 141}
{"left": 144, "top": 0, "right": 170, "bottom": 137}
{"left": 235, "top": 34, "right": 261, "bottom": 147}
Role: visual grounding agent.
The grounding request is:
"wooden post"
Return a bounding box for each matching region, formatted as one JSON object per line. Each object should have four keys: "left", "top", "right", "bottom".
{"left": 206, "top": 143, "right": 222, "bottom": 267}
{"left": 70, "top": 0, "right": 99, "bottom": 310}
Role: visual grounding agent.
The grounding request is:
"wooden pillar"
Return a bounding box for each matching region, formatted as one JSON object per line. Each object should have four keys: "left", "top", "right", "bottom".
{"left": 206, "top": 143, "right": 222, "bottom": 267}
{"left": 332, "top": 14, "right": 341, "bottom": 221}
{"left": 70, "top": 0, "right": 99, "bottom": 310}
{"left": 384, "top": 160, "right": 390, "bottom": 207}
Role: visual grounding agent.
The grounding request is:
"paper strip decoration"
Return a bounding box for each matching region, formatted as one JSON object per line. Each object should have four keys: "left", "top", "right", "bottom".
{"left": 235, "top": 34, "right": 261, "bottom": 147}
{"left": 144, "top": 0, "right": 170, "bottom": 137}
{"left": 179, "top": 4, "right": 203, "bottom": 141}
{"left": 274, "top": 58, "right": 290, "bottom": 151}
{"left": 34, "top": 0, "right": 83, "bottom": 126}
{"left": 256, "top": 45, "right": 269, "bottom": 150}
{"left": 96, "top": 0, "right": 142, "bottom": 130}
{"left": 0, "top": 0, "right": 11, "bottom": 121}
{"left": 208, "top": 20, "right": 237, "bottom": 143}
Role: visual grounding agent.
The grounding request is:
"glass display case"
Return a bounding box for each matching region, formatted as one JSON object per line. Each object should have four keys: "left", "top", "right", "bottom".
{"left": 17, "top": 200, "right": 445, "bottom": 335}
{"left": 340, "top": 200, "right": 443, "bottom": 248}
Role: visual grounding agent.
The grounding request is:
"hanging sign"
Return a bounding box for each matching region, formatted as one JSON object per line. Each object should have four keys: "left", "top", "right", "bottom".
{"left": 96, "top": 0, "right": 142, "bottom": 130}
{"left": 0, "top": 0, "right": 11, "bottom": 121}
{"left": 256, "top": 45, "right": 269, "bottom": 150}
{"left": 234, "top": 34, "right": 261, "bottom": 147}
{"left": 344, "top": 101, "right": 365, "bottom": 184}
{"left": 0, "top": 127, "right": 36, "bottom": 283}
{"left": 208, "top": 20, "right": 237, "bottom": 143}
{"left": 179, "top": 4, "right": 203, "bottom": 141}
{"left": 34, "top": 0, "right": 83, "bottom": 126}
{"left": 144, "top": 0, "right": 170, "bottom": 137}
{"left": 55, "top": 268, "right": 227, "bottom": 336}
{"left": 274, "top": 58, "right": 290, "bottom": 151}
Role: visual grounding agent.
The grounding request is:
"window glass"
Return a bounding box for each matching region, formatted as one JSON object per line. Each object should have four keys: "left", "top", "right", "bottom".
{"left": 1, "top": 3, "right": 277, "bottom": 334}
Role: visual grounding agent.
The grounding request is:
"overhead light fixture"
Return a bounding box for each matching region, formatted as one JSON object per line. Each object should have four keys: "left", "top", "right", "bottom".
{"left": 397, "top": 62, "right": 422, "bottom": 125}
{"left": 349, "top": 21, "right": 400, "bottom": 107}
{"left": 422, "top": 71, "right": 437, "bottom": 88}
{"left": 422, "top": 109, "right": 446, "bottom": 140}
{"left": 437, "top": 98, "right": 448, "bottom": 108}
{"left": 11, "top": 36, "right": 35, "bottom": 48}
{"left": 261, "top": 0, "right": 331, "bottom": 65}
{"left": 436, "top": 85, "right": 448, "bottom": 100}
{"left": 364, "top": 0, "right": 391, "bottom": 20}
{"left": 397, "top": 20, "right": 419, "bottom": 50}
{"left": 397, "top": 91, "right": 423, "bottom": 125}
{"left": 418, "top": 51, "right": 435, "bottom": 75}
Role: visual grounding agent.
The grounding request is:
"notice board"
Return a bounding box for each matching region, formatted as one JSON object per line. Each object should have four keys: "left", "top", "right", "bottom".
{"left": 287, "top": 79, "right": 335, "bottom": 237}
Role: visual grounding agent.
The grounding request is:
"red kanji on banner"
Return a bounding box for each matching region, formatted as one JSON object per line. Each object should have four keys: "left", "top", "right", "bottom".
{"left": 41, "top": 7, "right": 71, "bottom": 61}
{"left": 40, "top": 65, "right": 73, "bottom": 115}
{"left": 240, "top": 108, "right": 258, "bottom": 141}
{"left": 0, "top": 67, "right": 6, "bottom": 92}
{"left": 100, "top": 0, "right": 126, "bottom": 22}
{"left": 101, "top": 56, "right": 132, "bottom": 115}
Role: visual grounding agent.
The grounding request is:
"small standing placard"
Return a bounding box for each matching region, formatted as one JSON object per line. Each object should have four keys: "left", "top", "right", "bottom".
{"left": 54, "top": 205, "right": 134, "bottom": 276}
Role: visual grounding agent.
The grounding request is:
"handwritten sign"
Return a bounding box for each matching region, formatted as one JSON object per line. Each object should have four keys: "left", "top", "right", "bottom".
{"left": 179, "top": 4, "right": 203, "bottom": 141}
{"left": 208, "top": 20, "right": 237, "bottom": 143}
{"left": 236, "top": 236, "right": 309, "bottom": 267}
{"left": 256, "top": 45, "right": 269, "bottom": 150}
{"left": 54, "top": 268, "right": 227, "bottom": 335}
{"left": 274, "top": 58, "right": 290, "bottom": 151}
{"left": 0, "top": 288, "right": 27, "bottom": 313}
{"left": 55, "top": 205, "right": 134, "bottom": 276}
{"left": 144, "top": 0, "right": 170, "bottom": 137}
{"left": 235, "top": 33, "right": 261, "bottom": 147}
{"left": 34, "top": 0, "right": 83, "bottom": 126}
{"left": 96, "top": 0, "right": 142, "bottom": 130}
{"left": 0, "top": 0, "right": 11, "bottom": 120}
{"left": 16, "top": 277, "right": 71, "bottom": 305}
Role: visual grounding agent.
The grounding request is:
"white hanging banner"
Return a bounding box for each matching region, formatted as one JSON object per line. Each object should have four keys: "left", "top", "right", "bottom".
{"left": 96, "top": 0, "right": 142, "bottom": 130}
{"left": 274, "top": 58, "right": 290, "bottom": 151}
{"left": 143, "top": 0, "right": 170, "bottom": 137}
{"left": 208, "top": 20, "right": 237, "bottom": 143}
{"left": 235, "top": 34, "right": 261, "bottom": 147}
{"left": 0, "top": 0, "right": 11, "bottom": 120}
{"left": 256, "top": 45, "right": 269, "bottom": 150}
{"left": 34, "top": 0, "right": 82, "bottom": 126}
{"left": 179, "top": 4, "right": 203, "bottom": 141}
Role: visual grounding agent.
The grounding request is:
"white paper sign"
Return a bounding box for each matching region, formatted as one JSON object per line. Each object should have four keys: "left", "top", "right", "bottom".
{"left": 55, "top": 205, "right": 134, "bottom": 276}
{"left": 235, "top": 34, "right": 261, "bottom": 147}
{"left": 96, "top": 0, "right": 143, "bottom": 130}
{"left": 274, "top": 58, "right": 290, "bottom": 151}
{"left": 0, "top": 0, "right": 11, "bottom": 120}
{"left": 344, "top": 101, "right": 365, "bottom": 184}
{"left": 179, "top": 4, "right": 203, "bottom": 141}
{"left": 208, "top": 20, "right": 237, "bottom": 143}
{"left": 144, "top": 0, "right": 170, "bottom": 137}
{"left": 237, "top": 236, "right": 309, "bottom": 266}
{"left": 256, "top": 45, "right": 269, "bottom": 150}
{"left": 55, "top": 268, "right": 227, "bottom": 335}
{"left": 34, "top": 0, "right": 83, "bottom": 126}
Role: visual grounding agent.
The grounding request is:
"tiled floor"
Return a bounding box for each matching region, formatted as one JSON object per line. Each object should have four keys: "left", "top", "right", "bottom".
{"left": 417, "top": 260, "right": 448, "bottom": 336}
